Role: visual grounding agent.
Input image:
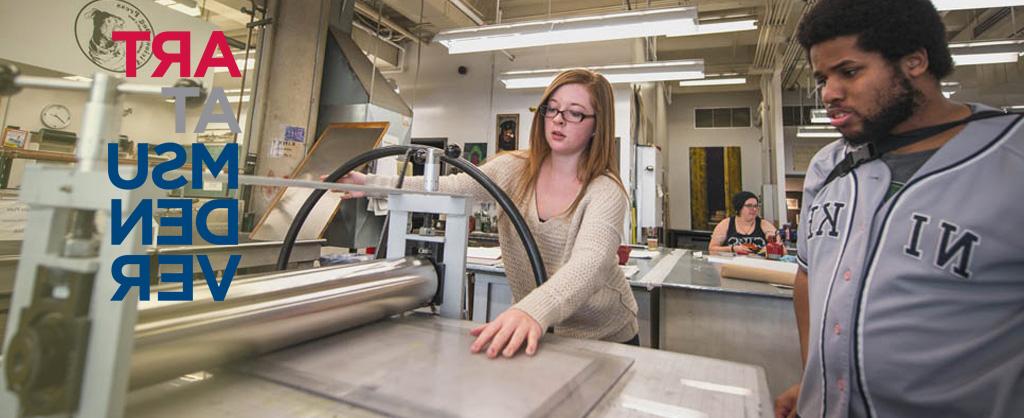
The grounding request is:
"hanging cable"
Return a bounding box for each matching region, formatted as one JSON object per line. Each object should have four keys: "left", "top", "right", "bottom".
{"left": 365, "top": 0, "right": 384, "bottom": 121}
{"left": 233, "top": 0, "right": 258, "bottom": 142}
{"left": 410, "top": 0, "right": 424, "bottom": 113}
{"left": 275, "top": 145, "right": 548, "bottom": 288}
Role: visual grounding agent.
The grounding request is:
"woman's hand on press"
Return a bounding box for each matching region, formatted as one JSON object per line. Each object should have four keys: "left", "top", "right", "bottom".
{"left": 733, "top": 244, "right": 751, "bottom": 255}
{"left": 774, "top": 384, "right": 800, "bottom": 418}
{"left": 320, "top": 172, "right": 367, "bottom": 199}
{"left": 469, "top": 308, "right": 542, "bottom": 359}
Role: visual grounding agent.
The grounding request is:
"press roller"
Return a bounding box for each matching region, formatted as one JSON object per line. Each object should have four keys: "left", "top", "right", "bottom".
{"left": 130, "top": 256, "right": 438, "bottom": 389}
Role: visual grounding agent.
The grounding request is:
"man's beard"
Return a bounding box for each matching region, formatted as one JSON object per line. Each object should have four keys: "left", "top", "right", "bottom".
{"left": 843, "top": 72, "right": 921, "bottom": 146}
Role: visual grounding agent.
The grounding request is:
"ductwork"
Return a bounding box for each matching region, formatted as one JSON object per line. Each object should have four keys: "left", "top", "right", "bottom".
{"left": 315, "top": 28, "right": 412, "bottom": 143}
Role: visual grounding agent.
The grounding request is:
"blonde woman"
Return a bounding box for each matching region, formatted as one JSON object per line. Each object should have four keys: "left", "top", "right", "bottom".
{"left": 337, "top": 69, "right": 638, "bottom": 358}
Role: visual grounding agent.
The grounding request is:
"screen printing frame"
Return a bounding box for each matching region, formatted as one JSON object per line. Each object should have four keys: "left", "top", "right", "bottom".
{"left": 249, "top": 122, "right": 388, "bottom": 242}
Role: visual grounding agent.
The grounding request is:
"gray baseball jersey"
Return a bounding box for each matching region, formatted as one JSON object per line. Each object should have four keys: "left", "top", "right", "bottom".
{"left": 795, "top": 104, "right": 1024, "bottom": 418}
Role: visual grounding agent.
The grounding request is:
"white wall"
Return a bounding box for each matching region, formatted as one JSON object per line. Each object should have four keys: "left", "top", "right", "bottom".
{"left": 780, "top": 90, "right": 829, "bottom": 175}
{"left": 390, "top": 41, "right": 635, "bottom": 170}
{"left": 666, "top": 91, "right": 764, "bottom": 230}
{"left": 387, "top": 42, "right": 638, "bottom": 240}
{"left": 0, "top": 0, "right": 216, "bottom": 87}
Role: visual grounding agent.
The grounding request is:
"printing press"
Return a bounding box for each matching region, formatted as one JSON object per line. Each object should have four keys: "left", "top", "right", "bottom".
{"left": 0, "top": 66, "right": 771, "bottom": 418}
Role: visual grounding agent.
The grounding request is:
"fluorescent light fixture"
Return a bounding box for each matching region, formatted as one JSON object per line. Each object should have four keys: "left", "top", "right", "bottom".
{"left": 1003, "top": 105, "right": 1024, "bottom": 112}
{"left": 435, "top": 7, "right": 697, "bottom": 54}
{"left": 940, "top": 81, "right": 960, "bottom": 98}
{"left": 951, "top": 40, "right": 1024, "bottom": 48}
{"left": 168, "top": 3, "right": 201, "bottom": 16}
{"left": 156, "top": 0, "right": 201, "bottom": 17}
{"left": 678, "top": 77, "right": 746, "bottom": 87}
{"left": 950, "top": 40, "right": 1023, "bottom": 66}
{"left": 501, "top": 60, "right": 704, "bottom": 89}
{"left": 810, "top": 108, "right": 829, "bottom": 124}
{"left": 797, "top": 125, "right": 842, "bottom": 138}
{"left": 62, "top": 75, "right": 93, "bottom": 82}
{"left": 231, "top": 48, "right": 257, "bottom": 56}
{"left": 669, "top": 19, "right": 758, "bottom": 37}
{"left": 166, "top": 92, "right": 249, "bottom": 103}
{"left": 214, "top": 58, "right": 255, "bottom": 73}
{"left": 932, "top": 0, "right": 1024, "bottom": 11}
{"left": 953, "top": 52, "right": 1018, "bottom": 65}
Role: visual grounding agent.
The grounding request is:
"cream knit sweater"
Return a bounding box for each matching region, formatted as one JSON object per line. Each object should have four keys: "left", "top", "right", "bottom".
{"left": 367, "top": 153, "right": 639, "bottom": 342}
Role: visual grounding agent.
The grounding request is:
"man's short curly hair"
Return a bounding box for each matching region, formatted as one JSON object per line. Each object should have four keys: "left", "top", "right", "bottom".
{"left": 797, "top": 0, "right": 953, "bottom": 80}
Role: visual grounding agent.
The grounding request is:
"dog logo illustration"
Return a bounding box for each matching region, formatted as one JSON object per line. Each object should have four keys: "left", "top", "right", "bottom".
{"left": 75, "top": 0, "right": 154, "bottom": 73}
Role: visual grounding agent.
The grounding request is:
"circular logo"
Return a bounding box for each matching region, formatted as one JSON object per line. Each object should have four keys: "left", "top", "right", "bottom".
{"left": 74, "top": 0, "right": 154, "bottom": 73}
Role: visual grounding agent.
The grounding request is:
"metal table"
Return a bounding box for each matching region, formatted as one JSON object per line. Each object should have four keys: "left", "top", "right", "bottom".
{"left": 639, "top": 251, "right": 794, "bottom": 299}
{"left": 468, "top": 250, "right": 673, "bottom": 349}
{"left": 637, "top": 251, "right": 801, "bottom": 399}
{"left": 468, "top": 249, "right": 802, "bottom": 399}
{"left": 126, "top": 313, "right": 773, "bottom": 418}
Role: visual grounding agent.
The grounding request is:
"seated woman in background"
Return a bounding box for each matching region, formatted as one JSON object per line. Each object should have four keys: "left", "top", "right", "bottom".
{"left": 708, "top": 191, "right": 778, "bottom": 255}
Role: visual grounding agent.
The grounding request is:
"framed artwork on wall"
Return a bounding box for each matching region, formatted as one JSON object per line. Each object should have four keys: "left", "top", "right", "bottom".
{"left": 464, "top": 142, "right": 487, "bottom": 165}
{"left": 2, "top": 127, "right": 28, "bottom": 149}
{"left": 496, "top": 114, "right": 519, "bottom": 152}
{"left": 786, "top": 198, "right": 800, "bottom": 210}
{"left": 689, "top": 146, "right": 743, "bottom": 231}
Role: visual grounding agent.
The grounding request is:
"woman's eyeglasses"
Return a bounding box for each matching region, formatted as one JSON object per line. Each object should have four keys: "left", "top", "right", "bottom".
{"left": 742, "top": 204, "right": 761, "bottom": 209}
{"left": 538, "top": 104, "right": 595, "bottom": 123}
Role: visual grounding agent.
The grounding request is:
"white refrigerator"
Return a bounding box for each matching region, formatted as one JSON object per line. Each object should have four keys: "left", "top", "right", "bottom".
{"left": 634, "top": 145, "right": 663, "bottom": 243}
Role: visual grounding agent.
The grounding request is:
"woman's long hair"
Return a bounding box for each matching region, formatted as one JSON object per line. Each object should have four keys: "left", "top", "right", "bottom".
{"left": 509, "top": 69, "right": 626, "bottom": 216}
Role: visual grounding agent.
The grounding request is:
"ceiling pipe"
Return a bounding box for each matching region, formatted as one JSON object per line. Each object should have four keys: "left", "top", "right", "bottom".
{"left": 353, "top": 0, "right": 423, "bottom": 42}
{"left": 447, "top": 0, "right": 515, "bottom": 61}
{"left": 448, "top": 0, "right": 486, "bottom": 25}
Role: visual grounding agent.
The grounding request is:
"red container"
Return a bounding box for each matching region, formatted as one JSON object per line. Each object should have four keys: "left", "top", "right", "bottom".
{"left": 617, "top": 245, "right": 631, "bottom": 265}
{"left": 765, "top": 241, "right": 785, "bottom": 260}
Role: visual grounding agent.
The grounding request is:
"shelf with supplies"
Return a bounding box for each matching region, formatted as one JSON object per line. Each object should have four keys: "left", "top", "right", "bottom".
{"left": 0, "top": 148, "right": 193, "bottom": 190}
{"left": 0, "top": 147, "right": 194, "bottom": 167}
